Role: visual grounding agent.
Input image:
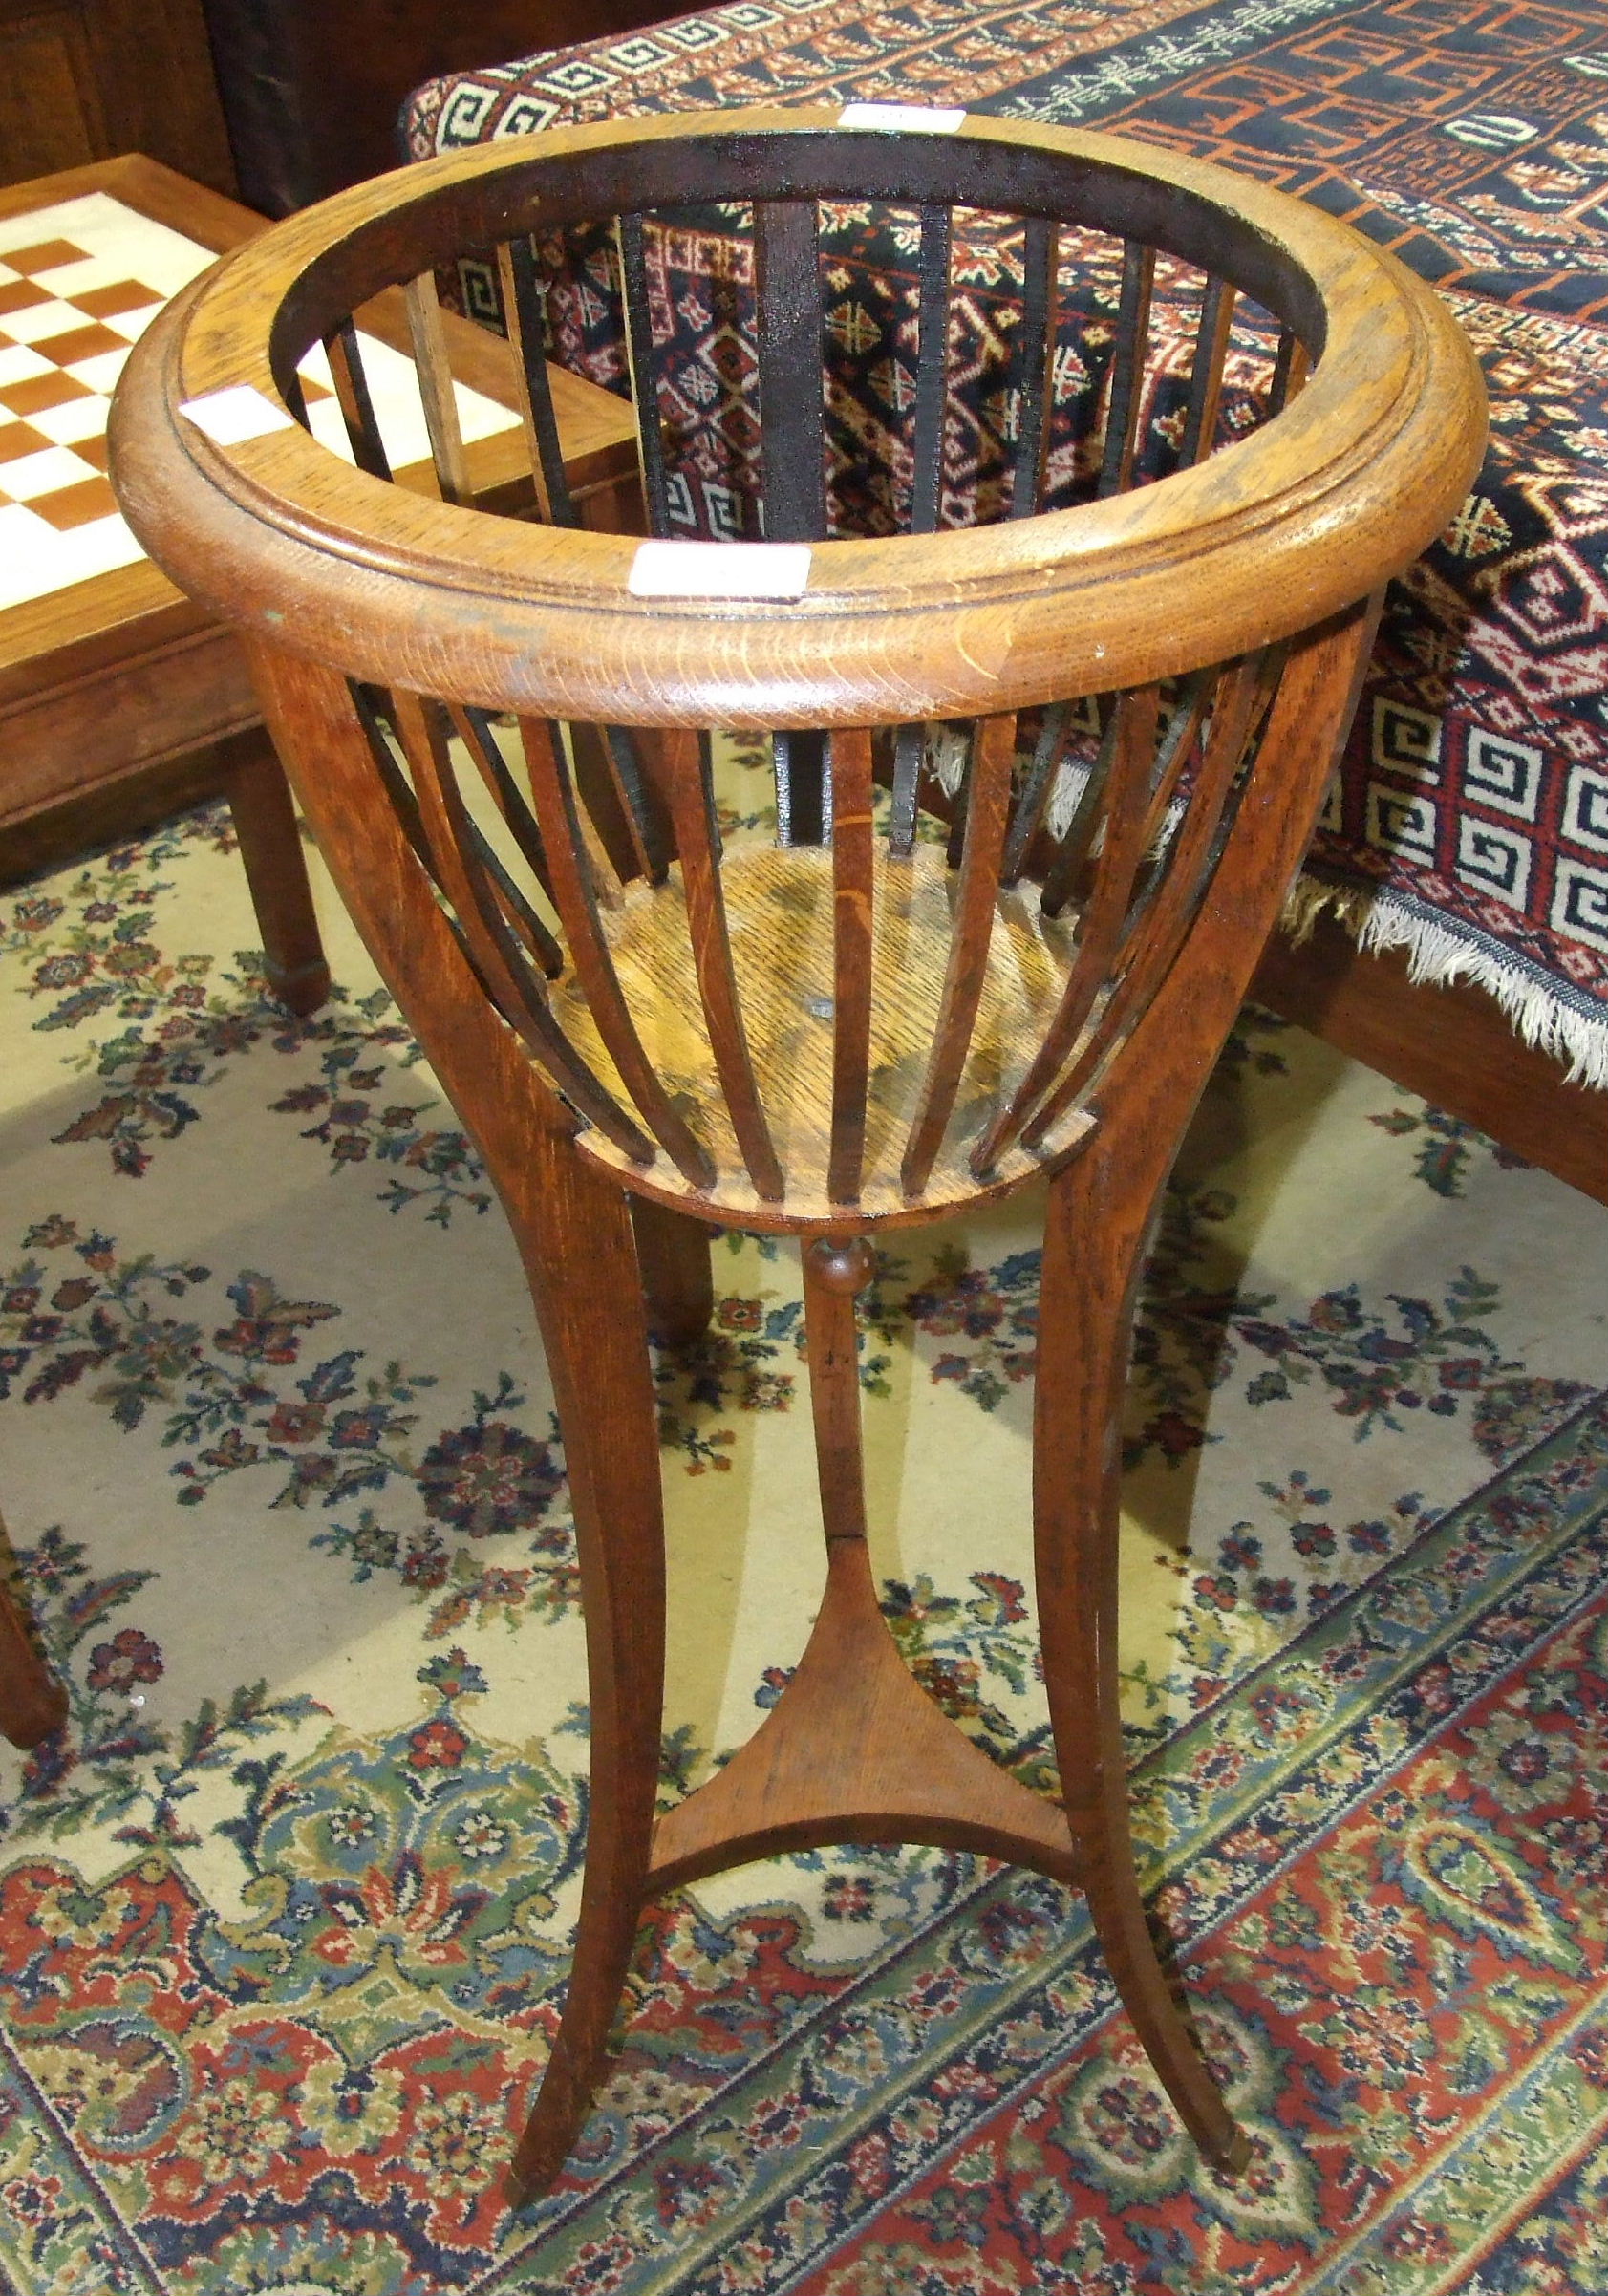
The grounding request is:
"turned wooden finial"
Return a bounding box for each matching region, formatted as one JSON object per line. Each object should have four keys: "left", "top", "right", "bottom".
{"left": 804, "top": 1234, "right": 876, "bottom": 1295}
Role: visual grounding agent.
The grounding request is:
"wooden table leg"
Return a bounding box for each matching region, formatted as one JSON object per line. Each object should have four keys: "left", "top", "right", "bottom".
{"left": 631, "top": 1197, "right": 715, "bottom": 1348}
{"left": 223, "top": 728, "right": 332, "bottom": 1016}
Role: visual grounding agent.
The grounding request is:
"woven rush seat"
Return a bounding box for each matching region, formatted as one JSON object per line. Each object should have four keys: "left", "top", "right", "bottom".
{"left": 110, "top": 104, "right": 1485, "bottom": 2208}
{"left": 552, "top": 837, "right": 1086, "bottom": 1223}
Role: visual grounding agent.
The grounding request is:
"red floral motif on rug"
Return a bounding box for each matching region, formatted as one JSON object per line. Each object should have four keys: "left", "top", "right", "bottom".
{"left": 5, "top": 1385, "right": 1606, "bottom": 2290}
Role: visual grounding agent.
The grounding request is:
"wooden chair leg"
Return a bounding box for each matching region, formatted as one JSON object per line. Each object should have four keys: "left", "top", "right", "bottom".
{"left": 1035, "top": 1155, "right": 1248, "bottom": 2173}
{"left": 503, "top": 1157, "right": 668, "bottom": 2209}
{"left": 223, "top": 730, "right": 332, "bottom": 1016}
{"left": 631, "top": 1197, "right": 715, "bottom": 1348}
{"left": 0, "top": 1516, "right": 68, "bottom": 1752}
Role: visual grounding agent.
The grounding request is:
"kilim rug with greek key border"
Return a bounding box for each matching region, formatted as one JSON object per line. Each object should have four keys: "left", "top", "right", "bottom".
{"left": 406, "top": 0, "right": 1608, "bottom": 1084}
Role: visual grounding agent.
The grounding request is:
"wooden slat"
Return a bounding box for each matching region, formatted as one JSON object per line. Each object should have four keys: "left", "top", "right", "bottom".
{"left": 886, "top": 207, "right": 954, "bottom": 861}
{"left": 1269, "top": 327, "right": 1312, "bottom": 418}
{"left": 909, "top": 204, "right": 952, "bottom": 536}
{"left": 1001, "top": 702, "right": 1070, "bottom": 886}
{"left": 1097, "top": 241, "right": 1154, "bottom": 498}
{"left": 280, "top": 365, "right": 312, "bottom": 431}
{"left": 568, "top": 760, "right": 628, "bottom": 912}
{"left": 899, "top": 712, "right": 1016, "bottom": 1197}
{"left": 477, "top": 841, "right": 566, "bottom": 980}
{"left": 754, "top": 199, "right": 826, "bottom": 543}
{"left": 1038, "top": 700, "right": 1121, "bottom": 918}
{"left": 615, "top": 211, "right": 673, "bottom": 537}
{"left": 969, "top": 686, "right": 1160, "bottom": 1176}
{"left": 519, "top": 713, "right": 717, "bottom": 1189}
{"left": 598, "top": 722, "right": 670, "bottom": 884}
{"left": 450, "top": 701, "right": 556, "bottom": 896}
{"left": 353, "top": 682, "right": 539, "bottom": 995}
{"left": 352, "top": 681, "right": 435, "bottom": 872}
{"left": 496, "top": 715, "right": 625, "bottom": 912}
{"left": 496, "top": 236, "right": 578, "bottom": 527}
{"left": 944, "top": 729, "right": 974, "bottom": 871}
{"left": 756, "top": 198, "right": 827, "bottom": 846}
{"left": 1011, "top": 216, "right": 1060, "bottom": 520}
{"left": 364, "top": 688, "right": 565, "bottom": 979}
{"left": 358, "top": 689, "right": 547, "bottom": 975}
{"left": 827, "top": 726, "right": 875, "bottom": 1204}
{"left": 1021, "top": 654, "right": 1273, "bottom": 1148}
{"left": 1135, "top": 669, "right": 1213, "bottom": 857}
{"left": 403, "top": 271, "right": 471, "bottom": 506}
{"left": 888, "top": 721, "right": 927, "bottom": 863}
{"left": 657, "top": 728, "right": 784, "bottom": 1200}
{"left": 461, "top": 700, "right": 647, "bottom": 936}
{"left": 561, "top": 718, "right": 664, "bottom": 890}
{"left": 324, "top": 320, "right": 392, "bottom": 482}
{"left": 1178, "top": 277, "right": 1236, "bottom": 469}
{"left": 392, "top": 690, "right": 653, "bottom": 1160}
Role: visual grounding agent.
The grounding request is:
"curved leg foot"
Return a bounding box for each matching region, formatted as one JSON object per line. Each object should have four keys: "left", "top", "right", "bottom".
{"left": 1035, "top": 1157, "right": 1245, "bottom": 2173}
{"left": 501, "top": 1163, "right": 668, "bottom": 2207}
{"left": 243, "top": 649, "right": 667, "bottom": 2207}
{"left": 1022, "top": 604, "right": 1386, "bottom": 2173}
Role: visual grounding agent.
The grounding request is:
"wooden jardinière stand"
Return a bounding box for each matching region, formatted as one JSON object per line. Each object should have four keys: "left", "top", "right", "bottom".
{"left": 109, "top": 105, "right": 1485, "bottom": 2206}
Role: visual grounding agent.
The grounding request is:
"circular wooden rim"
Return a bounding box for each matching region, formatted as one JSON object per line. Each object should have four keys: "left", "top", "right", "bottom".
{"left": 111, "top": 105, "right": 1487, "bottom": 727}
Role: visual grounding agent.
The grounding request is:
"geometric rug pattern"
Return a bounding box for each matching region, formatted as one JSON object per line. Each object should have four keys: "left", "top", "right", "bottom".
{"left": 407, "top": 0, "right": 1608, "bottom": 1077}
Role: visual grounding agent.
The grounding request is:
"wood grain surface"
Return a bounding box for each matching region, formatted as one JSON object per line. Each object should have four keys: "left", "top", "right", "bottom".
{"left": 109, "top": 109, "right": 1486, "bottom": 729}
{"left": 111, "top": 108, "right": 1488, "bottom": 2207}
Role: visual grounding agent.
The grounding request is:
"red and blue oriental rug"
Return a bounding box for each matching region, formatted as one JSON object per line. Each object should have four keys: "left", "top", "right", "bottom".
{"left": 2, "top": 765, "right": 1608, "bottom": 2290}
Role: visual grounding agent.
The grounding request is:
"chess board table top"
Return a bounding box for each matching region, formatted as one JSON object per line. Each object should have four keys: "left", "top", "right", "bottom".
{"left": 0, "top": 158, "right": 268, "bottom": 718}
{"left": 0, "top": 155, "right": 636, "bottom": 828}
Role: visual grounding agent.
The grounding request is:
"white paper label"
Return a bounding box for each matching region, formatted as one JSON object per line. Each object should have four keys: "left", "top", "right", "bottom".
{"left": 629, "top": 540, "right": 812, "bottom": 600}
{"left": 838, "top": 102, "right": 966, "bottom": 133}
{"left": 179, "top": 383, "right": 296, "bottom": 445}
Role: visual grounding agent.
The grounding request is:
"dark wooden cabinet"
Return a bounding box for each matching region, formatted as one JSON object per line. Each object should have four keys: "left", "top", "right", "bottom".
{"left": 1, "top": 0, "right": 669, "bottom": 217}
{"left": 199, "top": 0, "right": 674, "bottom": 214}
{"left": 0, "top": 0, "right": 235, "bottom": 192}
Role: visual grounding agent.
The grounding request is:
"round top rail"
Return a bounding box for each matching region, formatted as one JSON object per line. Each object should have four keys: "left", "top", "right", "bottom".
{"left": 111, "top": 104, "right": 1486, "bottom": 730}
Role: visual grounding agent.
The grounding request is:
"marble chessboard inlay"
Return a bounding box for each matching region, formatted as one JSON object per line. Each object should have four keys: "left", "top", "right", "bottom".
{"left": 0, "top": 192, "right": 521, "bottom": 615}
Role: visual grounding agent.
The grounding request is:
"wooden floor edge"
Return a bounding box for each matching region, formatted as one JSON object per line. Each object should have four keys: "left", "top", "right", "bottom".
{"left": 1252, "top": 914, "right": 1608, "bottom": 1206}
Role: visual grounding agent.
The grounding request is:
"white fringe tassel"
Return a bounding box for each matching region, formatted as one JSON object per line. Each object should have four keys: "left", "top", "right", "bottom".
{"left": 1045, "top": 758, "right": 1090, "bottom": 842}
{"left": 928, "top": 724, "right": 970, "bottom": 799}
{"left": 1279, "top": 874, "right": 1608, "bottom": 1091}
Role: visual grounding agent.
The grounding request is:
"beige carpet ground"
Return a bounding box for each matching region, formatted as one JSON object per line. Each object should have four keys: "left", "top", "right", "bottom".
{"left": 1, "top": 783, "right": 1605, "bottom": 2293}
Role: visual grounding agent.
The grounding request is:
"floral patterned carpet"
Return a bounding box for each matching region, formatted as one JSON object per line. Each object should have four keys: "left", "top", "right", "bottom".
{"left": 2, "top": 778, "right": 1607, "bottom": 2294}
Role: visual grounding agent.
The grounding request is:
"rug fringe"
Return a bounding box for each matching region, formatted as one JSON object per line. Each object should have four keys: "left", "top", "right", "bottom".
{"left": 1278, "top": 875, "right": 1608, "bottom": 1091}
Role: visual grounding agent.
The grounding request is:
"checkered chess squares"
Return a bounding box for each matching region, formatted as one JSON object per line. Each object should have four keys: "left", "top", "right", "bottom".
{"left": 0, "top": 193, "right": 521, "bottom": 614}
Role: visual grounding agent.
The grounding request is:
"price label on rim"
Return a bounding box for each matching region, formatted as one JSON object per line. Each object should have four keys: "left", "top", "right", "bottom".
{"left": 628, "top": 540, "right": 813, "bottom": 600}
{"left": 838, "top": 103, "right": 967, "bottom": 133}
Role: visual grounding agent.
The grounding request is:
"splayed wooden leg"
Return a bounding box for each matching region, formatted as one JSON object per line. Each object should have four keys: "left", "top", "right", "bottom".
{"left": 500, "top": 1163, "right": 668, "bottom": 2209}
{"left": 1034, "top": 1157, "right": 1247, "bottom": 2173}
